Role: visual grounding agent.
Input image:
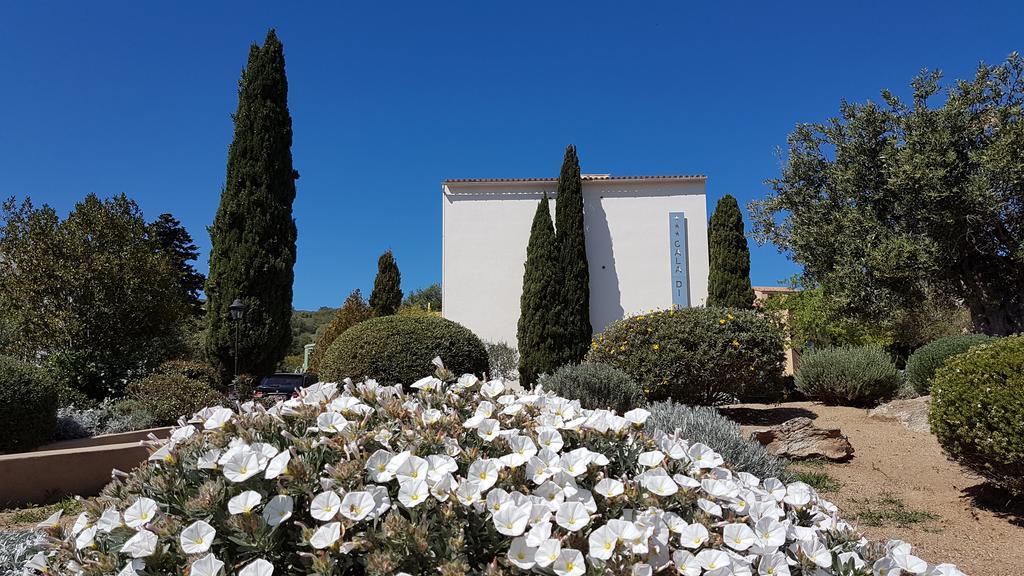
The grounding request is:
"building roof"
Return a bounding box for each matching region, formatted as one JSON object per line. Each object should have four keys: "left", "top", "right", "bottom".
{"left": 444, "top": 174, "right": 706, "bottom": 184}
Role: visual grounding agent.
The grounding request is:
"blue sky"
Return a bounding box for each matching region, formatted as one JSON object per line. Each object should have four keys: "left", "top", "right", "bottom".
{"left": 1, "top": 2, "right": 1020, "bottom": 310}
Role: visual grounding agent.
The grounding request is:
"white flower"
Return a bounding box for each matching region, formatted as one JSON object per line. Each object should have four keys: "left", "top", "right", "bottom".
{"left": 800, "top": 539, "right": 832, "bottom": 569}
{"left": 560, "top": 448, "right": 591, "bottom": 477}
{"left": 642, "top": 469, "right": 679, "bottom": 496}
{"left": 783, "top": 483, "right": 811, "bottom": 508}
{"left": 310, "top": 522, "right": 341, "bottom": 549}
{"left": 537, "top": 427, "right": 564, "bottom": 452}
{"left": 535, "top": 538, "right": 562, "bottom": 568}
{"left": 493, "top": 503, "right": 532, "bottom": 536}
{"left": 263, "top": 494, "right": 293, "bottom": 526}
{"left": 149, "top": 442, "right": 176, "bottom": 463}
{"left": 757, "top": 552, "right": 789, "bottom": 576}
{"left": 588, "top": 524, "right": 618, "bottom": 560}
{"left": 637, "top": 450, "right": 665, "bottom": 467}
{"left": 455, "top": 479, "right": 483, "bottom": 505}
{"left": 477, "top": 418, "right": 501, "bottom": 441}
{"left": 202, "top": 407, "right": 234, "bottom": 430}
{"left": 117, "top": 560, "right": 144, "bottom": 576}
{"left": 554, "top": 501, "right": 590, "bottom": 532}
{"left": 623, "top": 407, "right": 650, "bottom": 425}
{"left": 264, "top": 450, "right": 291, "bottom": 479}
{"left": 316, "top": 411, "right": 349, "bottom": 433}
{"left": 480, "top": 379, "right": 504, "bottom": 398}
{"left": 688, "top": 443, "right": 724, "bottom": 469}
{"left": 928, "top": 565, "right": 966, "bottom": 576}
{"left": 525, "top": 520, "right": 552, "bottom": 547}
{"left": 198, "top": 449, "right": 222, "bottom": 470}
{"left": 673, "top": 550, "right": 702, "bottom": 576}
{"left": 96, "top": 507, "right": 122, "bottom": 532}
{"left": 594, "top": 477, "right": 624, "bottom": 498}
{"left": 894, "top": 553, "right": 928, "bottom": 574}
{"left": 468, "top": 458, "right": 501, "bottom": 491}
{"left": 75, "top": 526, "right": 97, "bottom": 549}
{"left": 121, "top": 529, "right": 158, "bottom": 558}
{"left": 679, "top": 523, "right": 709, "bottom": 549}
{"left": 223, "top": 449, "right": 262, "bottom": 483}
{"left": 365, "top": 449, "right": 394, "bottom": 482}
{"left": 36, "top": 509, "right": 62, "bottom": 529}
{"left": 508, "top": 537, "right": 537, "bottom": 569}
{"left": 123, "top": 497, "right": 158, "bottom": 528}
{"left": 340, "top": 491, "right": 376, "bottom": 521}
{"left": 412, "top": 376, "right": 443, "bottom": 391}
{"left": 723, "top": 523, "right": 756, "bottom": 551}
{"left": 238, "top": 558, "right": 274, "bottom": 576}
{"left": 697, "top": 498, "right": 723, "bottom": 517}
{"left": 395, "top": 455, "right": 429, "bottom": 483}
{"left": 190, "top": 553, "right": 225, "bottom": 576}
{"left": 228, "top": 491, "right": 262, "bottom": 514}
{"left": 399, "top": 479, "right": 429, "bottom": 508}
{"left": 754, "top": 517, "right": 786, "bottom": 549}
{"left": 552, "top": 548, "right": 585, "bottom": 576}
{"left": 180, "top": 520, "right": 216, "bottom": 554}
{"left": 310, "top": 491, "right": 341, "bottom": 521}
{"left": 696, "top": 549, "right": 731, "bottom": 572}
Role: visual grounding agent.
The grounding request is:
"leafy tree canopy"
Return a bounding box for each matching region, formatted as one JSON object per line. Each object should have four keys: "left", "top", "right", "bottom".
{"left": 403, "top": 283, "right": 441, "bottom": 312}
{"left": 752, "top": 53, "right": 1024, "bottom": 335}
{"left": 149, "top": 213, "right": 205, "bottom": 316}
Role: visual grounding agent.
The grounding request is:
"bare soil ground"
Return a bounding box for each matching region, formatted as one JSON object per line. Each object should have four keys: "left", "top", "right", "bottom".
{"left": 726, "top": 401, "right": 1023, "bottom": 576}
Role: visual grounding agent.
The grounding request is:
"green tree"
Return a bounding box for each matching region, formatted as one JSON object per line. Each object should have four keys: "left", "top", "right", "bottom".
{"left": 555, "top": 144, "right": 592, "bottom": 362}
{"left": 707, "top": 195, "right": 753, "bottom": 308}
{"left": 403, "top": 283, "right": 442, "bottom": 312}
{"left": 517, "top": 193, "right": 566, "bottom": 384}
{"left": 308, "top": 289, "right": 374, "bottom": 373}
{"left": 150, "top": 213, "right": 205, "bottom": 316}
{"left": 0, "top": 194, "right": 189, "bottom": 399}
{"left": 369, "top": 250, "right": 403, "bottom": 316}
{"left": 752, "top": 54, "right": 1024, "bottom": 335}
{"left": 205, "top": 29, "right": 299, "bottom": 380}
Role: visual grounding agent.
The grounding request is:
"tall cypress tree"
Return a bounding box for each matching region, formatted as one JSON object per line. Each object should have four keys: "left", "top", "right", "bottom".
{"left": 517, "top": 194, "right": 565, "bottom": 385}
{"left": 707, "top": 194, "right": 754, "bottom": 308}
{"left": 205, "top": 29, "right": 298, "bottom": 379}
{"left": 369, "top": 250, "right": 403, "bottom": 316}
{"left": 554, "top": 144, "right": 591, "bottom": 362}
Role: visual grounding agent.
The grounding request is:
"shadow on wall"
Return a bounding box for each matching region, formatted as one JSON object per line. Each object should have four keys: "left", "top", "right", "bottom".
{"left": 587, "top": 196, "right": 624, "bottom": 333}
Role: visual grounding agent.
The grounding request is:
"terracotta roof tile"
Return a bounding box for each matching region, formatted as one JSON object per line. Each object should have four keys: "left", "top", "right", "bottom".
{"left": 444, "top": 174, "right": 706, "bottom": 184}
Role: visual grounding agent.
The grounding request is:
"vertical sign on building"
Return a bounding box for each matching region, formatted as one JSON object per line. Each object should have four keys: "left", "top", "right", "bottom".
{"left": 669, "top": 212, "right": 690, "bottom": 307}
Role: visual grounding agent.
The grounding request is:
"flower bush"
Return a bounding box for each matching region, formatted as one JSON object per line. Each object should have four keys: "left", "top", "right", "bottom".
{"left": 29, "top": 365, "right": 962, "bottom": 576}
{"left": 586, "top": 307, "right": 786, "bottom": 404}
{"left": 930, "top": 335, "right": 1024, "bottom": 495}
{"left": 540, "top": 363, "right": 646, "bottom": 413}
{"left": 905, "top": 334, "right": 994, "bottom": 396}
{"left": 794, "top": 346, "right": 901, "bottom": 407}
{"left": 0, "top": 355, "right": 58, "bottom": 453}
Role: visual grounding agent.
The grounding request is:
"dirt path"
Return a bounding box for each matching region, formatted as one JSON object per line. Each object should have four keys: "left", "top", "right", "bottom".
{"left": 726, "top": 402, "right": 1023, "bottom": 576}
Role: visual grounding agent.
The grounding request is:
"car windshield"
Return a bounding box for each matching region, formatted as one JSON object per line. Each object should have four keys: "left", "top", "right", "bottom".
{"left": 261, "top": 375, "right": 304, "bottom": 388}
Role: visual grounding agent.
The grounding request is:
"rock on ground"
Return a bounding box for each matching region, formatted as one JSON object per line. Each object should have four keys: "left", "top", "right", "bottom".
{"left": 868, "top": 395, "right": 931, "bottom": 434}
{"left": 750, "top": 416, "right": 854, "bottom": 461}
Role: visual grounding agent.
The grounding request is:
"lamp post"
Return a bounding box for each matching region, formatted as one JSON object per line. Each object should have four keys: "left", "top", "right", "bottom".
{"left": 229, "top": 298, "right": 246, "bottom": 378}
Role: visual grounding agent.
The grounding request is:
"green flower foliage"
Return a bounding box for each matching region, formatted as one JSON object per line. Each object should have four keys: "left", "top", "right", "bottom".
{"left": 319, "top": 315, "right": 489, "bottom": 385}
{"left": 905, "top": 334, "right": 994, "bottom": 395}
{"left": 369, "top": 250, "right": 403, "bottom": 317}
{"left": 930, "top": 335, "right": 1024, "bottom": 494}
{"left": 795, "top": 345, "right": 901, "bottom": 406}
{"left": 0, "top": 355, "right": 57, "bottom": 453}
{"left": 707, "top": 195, "right": 753, "bottom": 309}
{"left": 540, "top": 363, "right": 646, "bottom": 413}
{"left": 586, "top": 307, "right": 786, "bottom": 405}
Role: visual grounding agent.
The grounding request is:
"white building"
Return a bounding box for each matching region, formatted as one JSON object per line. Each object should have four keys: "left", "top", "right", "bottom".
{"left": 442, "top": 174, "right": 710, "bottom": 347}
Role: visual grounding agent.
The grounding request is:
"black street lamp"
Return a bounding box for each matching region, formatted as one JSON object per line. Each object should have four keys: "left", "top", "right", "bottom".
{"left": 229, "top": 298, "right": 246, "bottom": 378}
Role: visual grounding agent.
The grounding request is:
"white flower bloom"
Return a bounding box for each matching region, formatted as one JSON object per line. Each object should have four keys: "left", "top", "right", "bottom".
{"left": 190, "top": 553, "right": 225, "bottom": 576}
{"left": 642, "top": 469, "right": 679, "bottom": 496}
{"left": 310, "top": 491, "right": 341, "bottom": 521}
{"left": 411, "top": 376, "right": 443, "bottom": 391}
{"left": 508, "top": 536, "right": 537, "bottom": 569}
{"left": 783, "top": 483, "right": 812, "bottom": 508}
{"left": 758, "top": 552, "right": 790, "bottom": 576}
{"left": 310, "top": 522, "right": 341, "bottom": 549}
{"left": 480, "top": 379, "right": 504, "bottom": 398}
{"left": 477, "top": 418, "right": 501, "bottom": 442}
{"left": 455, "top": 479, "right": 483, "bottom": 505}
{"left": 399, "top": 479, "right": 429, "bottom": 508}
{"left": 430, "top": 472, "right": 458, "bottom": 501}
{"left": 316, "top": 411, "right": 349, "bottom": 433}
{"left": 486, "top": 488, "right": 512, "bottom": 513}
{"left": 149, "top": 442, "right": 176, "bottom": 463}
{"left": 228, "top": 491, "right": 262, "bottom": 514}
{"left": 637, "top": 450, "right": 665, "bottom": 467}
{"left": 202, "top": 407, "right": 234, "bottom": 430}
{"left": 493, "top": 502, "right": 532, "bottom": 536}
{"left": 197, "top": 449, "right": 222, "bottom": 470}
{"left": 762, "top": 477, "right": 786, "bottom": 501}
{"left": 674, "top": 474, "right": 701, "bottom": 489}
{"left": 525, "top": 520, "right": 552, "bottom": 547}
{"left": 36, "top": 509, "right": 63, "bottom": 529}
{"left": 754, "top": 517, "right": 786, "bottom": 549}
{"left": 552, "top": 548, "right": 585, "bottom": 576}
{"left": 696, "top": 549, "right": 731, "bottom": 572}
{"left": 560, "top": 448, "right": 591, "bottom": 477}
{"left": 468, "top": 458, "right": 501, "bottom": 491}
{"left": 537, "top": 427, "right": 564, "bottom": 452}
{"left": 340, "top": 491, "right": 376, "bottom": 521}
{"left": 367, "top": 484, "right": 392, "bottom": 518}
{"left": 263, "top": 494, "right": 293, "bottom": 526}
{"left": 633, "top": 563, "right": 653, "bottom": 576}
{"left": 588, "top": 524, "right": 618, "bottom": 560}
{"left": 395, "top": 455, "right": 429, "bottom": 483}
{"left": 623, "top": 407, "right": 650, "bottom": 425}
{"left": 874, "top": 557, "right": 899, "bottom": 576}
{"left": 894, "top": 553, "right": 928, "bottom": 574}
{"left": 121, "top": 529, "right": 158, "bottom": 558}
{"left": 124, "top": 497, "right": 158, "bottom": 528}
{"left": 679, "top": 523, "right": 709, "bottom": 549}
{"left": 800, "top": 539, "right": 832, "bottom": 569}
{"left": 180, "top": 520, "right": 216, "bottom": 554}
{"left": 535, "top": 538, "right": 562, "bottom": 568}
{"left": 697, "top": 497, "right": 723, "bottom": 517}
{"left": 365, "top": 449, "right": 394, "bottom": 482}
{"left": 223, "top": 449, "right": 262, "bottom": 483}
{"left": 554, "top": 501, "right": 590, "bottom": 532}
{"left": 594, "top": 477, "right": 624, "bottom": 498}
{"left": 75, "top": 526, "right": 97, "bottom": 550}
{"left": 723, "top": 523, "right": 756, "bottom": 551}
{"left": 264, "top": 450, "right": 291, "bottom": 479}
{"left": 238, "top": 558, "right": 274, "bottom": 576}
{"left": 117, "top": 560, "right": 144, "bottom": 576}
{"left": 96, "top": 507, "right": 122, "bottom": 533}
{"left": 928, "top": 564, "right": 966, "bottom": 576}
{"left": 688, "top": 443, "right": 724, "bottom": 469}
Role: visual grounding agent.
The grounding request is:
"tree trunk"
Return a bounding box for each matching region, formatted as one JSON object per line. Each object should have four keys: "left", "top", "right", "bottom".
{"left": 967, "top": 297, "right": 1024, "bottom": 336}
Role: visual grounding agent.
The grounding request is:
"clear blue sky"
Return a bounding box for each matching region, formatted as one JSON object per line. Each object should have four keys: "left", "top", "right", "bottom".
{"left": 1, "top": 2, "right": 1020, "bottom": 310}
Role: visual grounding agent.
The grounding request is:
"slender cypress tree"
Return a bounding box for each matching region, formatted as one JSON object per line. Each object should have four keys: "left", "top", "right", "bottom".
{"left": 707, "top": 194, "right": 754, "bottom": 308}
{"left": 369, "top": 250, "right": 403, "bottom": 316}
{"left": 517, "top": 194, "right": 565, "bottom": 385}
{"left": 554, "top": 144, "right": 591, "bottom": 362}
{"left": 205, "top": 29, "right": 298, "bottom": 380}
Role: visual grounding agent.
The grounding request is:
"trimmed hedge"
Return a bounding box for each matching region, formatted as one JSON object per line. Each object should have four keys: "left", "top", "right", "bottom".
{"left": 0, "top": 355, "right": 58, "bottom": 453}
{"left": 906, "top": 334, "right": 994, "bottom": 395}
{"left": 795, "top": 345, "right": 901, "bottom": 406}
{"left": 125, "top": 373, "right": 226, "bottom": 426}
{"left": 540, "top": 362, "right": 646, "bottom": 413}
{"left": 586, "top": 307, "right": 786, "bottom": 405}
{"left": 319, "top": 315, "right": 489, "bottom": 385}
{"left": 930, "top": 335, "right": 1024, "bottom": 494}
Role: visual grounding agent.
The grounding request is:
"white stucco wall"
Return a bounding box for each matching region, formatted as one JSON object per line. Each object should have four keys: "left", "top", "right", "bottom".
{"left": 442, "top": 176, "right": 709, "bottom": 347}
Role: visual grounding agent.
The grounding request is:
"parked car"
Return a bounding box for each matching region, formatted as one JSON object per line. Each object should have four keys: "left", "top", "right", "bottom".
{"left": 254, "top": 372, "right": 317, "bottom": 399}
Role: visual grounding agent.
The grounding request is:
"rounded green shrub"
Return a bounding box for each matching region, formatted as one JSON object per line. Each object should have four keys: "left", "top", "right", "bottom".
{"left": 540, "top": 362, "right": 646, "bottom": 412}
{"left": 319, "top": 315, "right": 489, "bottom": 385}
{"left": 586, "top": 307, "right": 786, "bottom": 405}
{"left": 906, "top": 333, "right": 994, "bottom": 395}
{"left": 0, "top": 355, "right": 58, "bottom": 453}
{"left": 126, "top": 373, "right": 226, "bottom": 426}
{"left": 153, "top": 359, "right": 224, "bottom": 391}
{"left": 794, "top": 345, "right": 901, "bottom": 406}
{"left": 930, "top": 335, "right": 1024, "bottom": 494}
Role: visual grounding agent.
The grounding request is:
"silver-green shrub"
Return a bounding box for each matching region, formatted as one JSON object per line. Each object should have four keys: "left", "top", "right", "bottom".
{"left": 540, "top": 362, "right": 646, "bottom": 413}
{"left": 647, "top": 400, "right": 789, "bottom": 480}
{"left": 484, "top": 341, "right": 519, "bottom": 380}
{"left": 795, "top": 345, "right": 901, "bottom": 406}
{"left": 0, "top": 532, "right": 42, "bottom": 576}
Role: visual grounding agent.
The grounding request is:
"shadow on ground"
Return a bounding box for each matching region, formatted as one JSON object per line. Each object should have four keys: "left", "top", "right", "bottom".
{"left": 962, "top": 483, "right": 1024, "bottom": 528}
{"left": 718, "top": 406, "right": 818, "bottom": 426}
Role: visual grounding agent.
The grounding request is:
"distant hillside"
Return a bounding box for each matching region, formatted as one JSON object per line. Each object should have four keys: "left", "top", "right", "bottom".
{"left": 288, "top": 306, "right": 337, "bottom": 356}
